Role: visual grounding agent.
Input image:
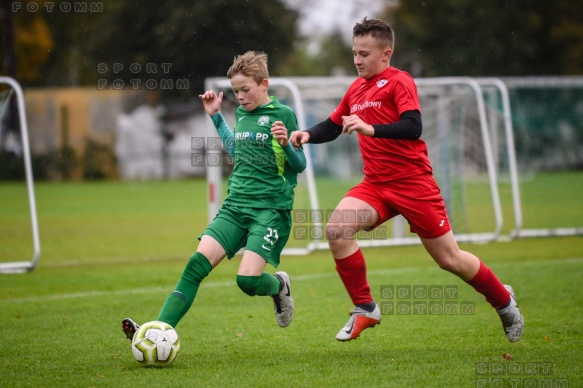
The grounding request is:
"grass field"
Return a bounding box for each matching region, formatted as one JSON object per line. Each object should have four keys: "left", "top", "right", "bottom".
{"left": 1, "top": 177, "right": 582, "bottom": 387}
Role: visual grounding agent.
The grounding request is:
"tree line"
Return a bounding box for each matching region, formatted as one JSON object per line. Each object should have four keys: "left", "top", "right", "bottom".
{"left": 1, "top": 0, "right": 581, "bottom": 92}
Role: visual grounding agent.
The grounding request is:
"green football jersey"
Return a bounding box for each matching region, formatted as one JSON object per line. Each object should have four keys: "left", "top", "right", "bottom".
{"left": 223, "top": 97, "right": 303, "bottom": 210}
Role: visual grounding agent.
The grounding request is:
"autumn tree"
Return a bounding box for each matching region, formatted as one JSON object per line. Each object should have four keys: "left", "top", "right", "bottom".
{"left": 0, "top": 0, "right": 54, "bottom": 83}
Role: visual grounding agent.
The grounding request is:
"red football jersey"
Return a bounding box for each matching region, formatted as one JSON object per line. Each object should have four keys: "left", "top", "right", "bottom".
{"left": 329, "top": 67, "right": 433, "bottom": 182}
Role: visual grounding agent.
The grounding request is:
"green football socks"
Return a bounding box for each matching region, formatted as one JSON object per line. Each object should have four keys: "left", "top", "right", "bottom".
{"left": 157, "top": 252, "right": 212, "bottom": 327}
{"left": 236, "top": 273, "right": 281, "bottom": 296}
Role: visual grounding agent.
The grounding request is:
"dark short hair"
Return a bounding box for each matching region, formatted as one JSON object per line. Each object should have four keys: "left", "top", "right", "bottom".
{"left": 353, "top": 17, "right": 394, "bottom": 50}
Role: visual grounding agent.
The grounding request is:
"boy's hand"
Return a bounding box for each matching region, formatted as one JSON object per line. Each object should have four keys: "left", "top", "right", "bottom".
{"left": 271, "top": 121, "right": 289, "bottom": 147}
{"left": 199, "top": 90, "right": 223, "bottom": 116}
{"left": 341, "top": 114, "right": 374, "bottom": 136}
{"left": 289, "top": 131, "right": 310, "bottom": 150}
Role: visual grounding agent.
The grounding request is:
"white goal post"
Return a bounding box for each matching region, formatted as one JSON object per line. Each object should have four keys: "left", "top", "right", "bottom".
{"left": 0, "top": 77, "right": 41, "bottom": 273}
{"left": 204, "top": 76, "right": 520, "bottom": 254}
{"left": 474, "top": 78, "right": 523, "bottom": 240}
{"left": 500, "top": 76, "right": 583, "bottom": 239}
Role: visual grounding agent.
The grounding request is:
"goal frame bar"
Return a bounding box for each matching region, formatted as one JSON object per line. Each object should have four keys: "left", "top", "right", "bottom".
{"left": 0, "top": 76, "right": 41, "bottom": 273}
{"left": 203, "top": 76, "right": 513, "bottom": 253}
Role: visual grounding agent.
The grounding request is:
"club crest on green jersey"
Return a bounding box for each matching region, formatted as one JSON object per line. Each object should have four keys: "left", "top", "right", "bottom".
{"left": 258, "top": 115, "right": 270, "bottom": 126}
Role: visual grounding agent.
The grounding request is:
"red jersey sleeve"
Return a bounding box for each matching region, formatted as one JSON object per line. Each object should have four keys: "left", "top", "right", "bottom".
{"left": 391, "top": 73, "right": 421, "bottom": 115}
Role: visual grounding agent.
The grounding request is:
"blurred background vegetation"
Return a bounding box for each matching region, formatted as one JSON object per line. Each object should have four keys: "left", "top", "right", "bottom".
{"left": 0, "top": 0, "right": 582, "bottom": 181}
{"left": 3, "top": 0, "right": 582, "bottom": 87}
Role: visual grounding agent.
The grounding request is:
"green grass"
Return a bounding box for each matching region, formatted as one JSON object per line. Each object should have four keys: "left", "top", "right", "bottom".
{"left": 301, "top": 171, "right": 583, "bottom": 237}
{"left": 1, "top": 177, "right": 582, "bottom": 387}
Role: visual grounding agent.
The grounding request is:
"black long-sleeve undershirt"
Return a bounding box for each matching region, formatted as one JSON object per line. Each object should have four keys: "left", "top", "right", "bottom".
{"left": 305, "top": 110, "right": 422, "bottom": 143}
{"left": 372, "top": 110, "right": 422, "bottom": 140}
{"left": 305, "top": 118, "right": 343, "bottom": 144}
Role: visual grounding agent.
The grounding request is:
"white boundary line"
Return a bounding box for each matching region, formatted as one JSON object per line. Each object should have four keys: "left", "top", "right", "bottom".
{"left": 1, "top": 258, "right": 581, "bottom": 304}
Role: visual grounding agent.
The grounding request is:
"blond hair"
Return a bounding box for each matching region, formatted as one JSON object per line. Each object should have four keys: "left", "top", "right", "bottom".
{"left": 226, "top": 51, "right": 269, "bottom": 84}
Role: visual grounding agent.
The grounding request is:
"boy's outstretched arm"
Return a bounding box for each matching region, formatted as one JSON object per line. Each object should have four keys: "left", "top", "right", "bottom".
{"left": 199, "top": 90, "right": 235, "bottom": 156}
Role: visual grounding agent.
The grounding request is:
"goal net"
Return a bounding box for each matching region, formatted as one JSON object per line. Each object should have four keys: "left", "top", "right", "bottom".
{"left": 498, "top": 77, "right": 583, "bottom": 238}
{"left": 204, "top": 76, "right": 513, "bottom": 254}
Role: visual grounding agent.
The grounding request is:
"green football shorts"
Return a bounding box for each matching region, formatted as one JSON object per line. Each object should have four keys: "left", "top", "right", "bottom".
{"left": 200, "top": 203, "right": 292, "bottom": 267}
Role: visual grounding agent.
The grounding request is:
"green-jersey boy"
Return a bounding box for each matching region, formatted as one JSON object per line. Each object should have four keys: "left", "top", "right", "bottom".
{"left": 122, "top": 51, "right": 306, "bottom": 343}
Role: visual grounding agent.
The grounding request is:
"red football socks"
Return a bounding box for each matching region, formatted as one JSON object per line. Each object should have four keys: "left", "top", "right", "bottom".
{"left": 466, "top": 260, "right": 511, "bottom": 309}
{"left": 334, "top": 249, "right": 373, "bottom": 305}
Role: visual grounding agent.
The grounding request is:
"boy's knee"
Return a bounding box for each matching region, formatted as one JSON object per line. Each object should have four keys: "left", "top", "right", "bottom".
{"left": 326, "top": 223, "right": 356, "bottom": 242}
{"left": 236, "top": 275, "right": 261, "bottom": 296}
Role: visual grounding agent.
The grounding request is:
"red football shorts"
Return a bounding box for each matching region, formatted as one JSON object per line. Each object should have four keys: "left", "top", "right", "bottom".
{"left": 345, "top": 173, "right": 451, "bottom": 239}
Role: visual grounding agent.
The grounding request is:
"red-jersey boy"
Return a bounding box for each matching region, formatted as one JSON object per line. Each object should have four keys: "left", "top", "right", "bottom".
{"left": 290, "top": 17, "right": 523, "bottom": 342}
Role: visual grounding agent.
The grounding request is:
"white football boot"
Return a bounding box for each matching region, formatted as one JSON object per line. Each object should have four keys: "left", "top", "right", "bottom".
{"left": 272, "top": 272, "right": 294, "bottom": 328}
{"left": 496, "top": 285, "right": 524, "bottom": 342}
